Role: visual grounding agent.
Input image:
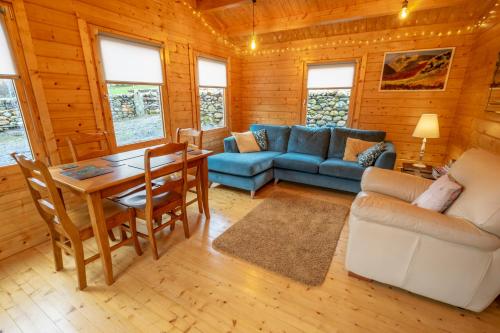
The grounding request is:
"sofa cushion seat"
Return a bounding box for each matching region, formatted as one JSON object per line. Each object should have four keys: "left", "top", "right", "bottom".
{"left": 273, "top": 153, "right": 324, "bottom": 174}
{"left": 352, "top": 191, "right": 500, "bottom": 251}
{"left": 319, "top": 158, "right": 366, "bottom": 181}
{"left": 208, "top": 151, "right": 282, "bottom": 177}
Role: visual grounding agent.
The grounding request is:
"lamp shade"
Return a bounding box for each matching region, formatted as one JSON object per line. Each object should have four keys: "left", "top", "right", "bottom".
{"left": 412, "top": 114, "right": 440, "bottom": 139}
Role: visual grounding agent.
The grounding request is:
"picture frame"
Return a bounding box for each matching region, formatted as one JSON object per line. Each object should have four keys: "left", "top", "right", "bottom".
{"left": 379, "top": 47, "right": 455, "bottom": 91}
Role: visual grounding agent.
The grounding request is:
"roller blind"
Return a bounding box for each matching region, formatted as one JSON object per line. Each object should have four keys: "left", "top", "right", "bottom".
{"left": 99, "top": 35, "right": 163, "bottom": 84}
{"left": 0, "top": 17, "right": 17, "bottom": 76}
{"left": 307, "top": 63, "right": 355, "bottom": 89}
{"left": 197, "top": 57, "right": 227, "bottom": 87}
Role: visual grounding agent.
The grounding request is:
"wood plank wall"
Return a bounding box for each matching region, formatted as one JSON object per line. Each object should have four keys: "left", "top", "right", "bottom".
{"left": 0, "top": 0, "right": 239, "bottom": 260}
{"left": 237, "top": 24, "right": 476, "bottom": 167}
{"left": 447, "top": 22, "right": 500, "bottom": 159}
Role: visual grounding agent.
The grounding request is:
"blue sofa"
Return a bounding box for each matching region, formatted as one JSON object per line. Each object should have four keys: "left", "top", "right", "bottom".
{"left": 208, "top": 124, "right": 396, "bottom": 197}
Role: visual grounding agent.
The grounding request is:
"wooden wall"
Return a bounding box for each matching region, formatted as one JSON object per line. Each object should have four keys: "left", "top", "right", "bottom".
{"left": 0, "top": 0, "right": 238, "bottom": 260}
{"left": 237, "top": 24, "right": 476, "bottom": 167}
{"left": 447, "top": 22, "right": 500, "bottom": 159}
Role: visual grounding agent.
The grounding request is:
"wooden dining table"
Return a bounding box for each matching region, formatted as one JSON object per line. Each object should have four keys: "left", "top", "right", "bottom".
{"left": 49, "top": 146, "right": 213, "bottom": 286}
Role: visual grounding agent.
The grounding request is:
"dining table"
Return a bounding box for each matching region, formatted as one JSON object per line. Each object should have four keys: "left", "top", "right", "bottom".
{"left": 49, "top": 146, "right": 213, "bottom": 286}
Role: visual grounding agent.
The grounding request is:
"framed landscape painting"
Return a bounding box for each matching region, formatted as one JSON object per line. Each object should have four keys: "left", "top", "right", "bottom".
{"left": 380, "top": 48, "right": 455, "bottom": 91}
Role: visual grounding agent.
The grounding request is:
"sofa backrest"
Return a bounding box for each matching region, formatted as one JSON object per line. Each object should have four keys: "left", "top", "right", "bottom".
{"left": 287, "top": 125, "right": 331, "bottom": 158}
{"left": 328, "top": 127, "right": 386, "bottom": 159}
{"left": 250, "top": 124, "right": 291, "bottom": 152}
{"left": 446, "top": 148, "right": 500, "bottom": 237}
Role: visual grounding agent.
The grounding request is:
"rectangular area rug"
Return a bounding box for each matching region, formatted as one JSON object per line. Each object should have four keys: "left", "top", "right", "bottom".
{"left": 212, "top": 191, "right": 350, "bottom": 286}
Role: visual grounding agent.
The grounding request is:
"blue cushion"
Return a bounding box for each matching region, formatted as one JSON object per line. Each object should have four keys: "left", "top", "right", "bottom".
{"left": 208, "top": 151, "right": 282, "bottom": 177}
{"left": 287, "top": 125, "right": 330, "bottom": 158}
{"left": 319, "top": 158, "right": 366, "bottom": 181}
{"left": 275, "top": 168, "right": 361, "bottom": 193}
{"left": 209, "top": 169, "right": 274, "bottom": 191}
{"left": 329, "top": 127, "right": 386, "bottom": 159}
{"left": 273, "top": 153, "right": 324, "bottom": 174}
{"left": 249, "top": 124, "right": 291, "bottom": 152}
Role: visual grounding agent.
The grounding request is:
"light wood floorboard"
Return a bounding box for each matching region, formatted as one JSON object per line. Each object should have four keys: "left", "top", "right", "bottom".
{"left": 0, "top": 183, "right": 499, "bottom": 333}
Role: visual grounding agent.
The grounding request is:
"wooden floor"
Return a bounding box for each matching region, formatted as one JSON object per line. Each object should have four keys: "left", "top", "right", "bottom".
{"left": 0, "top": 182, "right": 499, "bottom": 333}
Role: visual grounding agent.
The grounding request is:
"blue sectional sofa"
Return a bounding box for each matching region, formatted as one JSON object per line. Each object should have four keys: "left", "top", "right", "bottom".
{"left": 208, "top": 124, "right": 396, "bottom": 197}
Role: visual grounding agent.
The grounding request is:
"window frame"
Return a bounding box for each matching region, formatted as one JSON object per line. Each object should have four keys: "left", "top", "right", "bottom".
{"left": 301, "top": 58, "right": 364, "bottom": 129}
{"left": 0, "top": 3, "right": 47, "bottom": 170}
{"left": 192, "top": 51, "right": 230, "bottom": 133}
{"left": 90, "top": 25, "right": 172, "bottom": 152}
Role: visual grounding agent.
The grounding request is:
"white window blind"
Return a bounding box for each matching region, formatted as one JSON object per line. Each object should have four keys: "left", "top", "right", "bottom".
{"left": 99, "top": 35, "right": 163, "bottom": 84}
{"left": 197, "top": 57, "right": 227, "bottom": 87}
{"left": 0, "top": 17, "right": 17, "bottom": 76}
{"left": 307, "top": 63, "right": 355, "bottom": 89}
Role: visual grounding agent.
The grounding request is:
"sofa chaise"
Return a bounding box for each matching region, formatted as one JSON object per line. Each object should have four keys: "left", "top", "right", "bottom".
{"left": 208, "top": 124, "right": 396, "bottom": 197}
{"left": 346, "top": 148, "right": 500, "bottom": 312}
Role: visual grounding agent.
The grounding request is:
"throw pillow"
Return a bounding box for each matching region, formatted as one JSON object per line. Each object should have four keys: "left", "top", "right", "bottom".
{"left": 253, "top": 129, "right": 268, "bottom": 151}
{"left": 412, "top": 174, "right": 463, "bottom": 213}
{"left": 343, "top": 137, "right": 378, "bottom": 161}
{"left": 357, "top": 142, "right": 386, "bottom": 167}
{"left": 232, "top": 131, "right": 261, "bottom": 153}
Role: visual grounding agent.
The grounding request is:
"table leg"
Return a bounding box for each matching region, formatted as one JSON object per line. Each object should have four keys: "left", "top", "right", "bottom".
{"left": 200, "top": 158, "right": 210, "bottom": 219}
{"left": 86, "top": 192, "right": 114, "bottom": 285}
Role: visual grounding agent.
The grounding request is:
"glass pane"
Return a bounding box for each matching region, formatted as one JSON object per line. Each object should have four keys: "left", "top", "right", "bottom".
{"left": 0, "top": 17, "right": 17, "bottom": 76}
{"left": 306, "top": 89, "right": 351, "bottom": 128}
{"left": 307, "top": 63, "right": 355, "bottom": 89}
{"left": 199, "top": 87, "right": 225, "bottom": 130}
{"left": 197, "top": 57, "right": 227, "bottom": 87}
{"left": 0, "top": 79, "right": 32, "bottom": 166}
{"left": 99, "top": 35, "right": 163, "bottom": 84}
{"left": 107, "top": 84, "right": 165, "bottom": 146}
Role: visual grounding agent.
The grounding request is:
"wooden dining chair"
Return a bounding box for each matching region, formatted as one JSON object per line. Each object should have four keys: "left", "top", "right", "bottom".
{"left": 11, "top": 153, "right": 142, "bottom": 290}
{"left": 154, "top": 128, "right": 204, "bottom": 214}
{"left": 66, "top": 131, "right": 111, "bottom": 162}
{"left": 65, "top": 131, "right": 139, "bottom": 241}
{"left": 116, "top": 143, "right": 189, "bottom": 260}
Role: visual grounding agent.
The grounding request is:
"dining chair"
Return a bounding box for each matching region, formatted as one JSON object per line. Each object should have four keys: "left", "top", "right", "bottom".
{"left": 154, "top": 128, "right": 204, "bottom": 214}
{"left": 11, "top": 153, "right": 142, "bottom": 290}
{"left": 65, "top": 131, "right": 143, "bottom": 241}
{"left": 116, "top": 143, "right": 189, "bottom": 260}
{"left": 66, "top": 131, "right": 111, "bottom": 162}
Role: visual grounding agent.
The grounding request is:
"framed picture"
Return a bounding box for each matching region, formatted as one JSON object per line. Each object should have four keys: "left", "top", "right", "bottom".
{"left": 379, "top": 48, "right": 455, "bottom": 91}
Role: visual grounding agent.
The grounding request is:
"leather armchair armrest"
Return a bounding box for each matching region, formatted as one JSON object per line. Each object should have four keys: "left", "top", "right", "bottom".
{"left": 224, "top": 136, "right": 239, "bottom": 153}
{"left": 374, "top": 141, "right": 396, "bottom": 169}
{"left": 361, "top": 167, "right": 433, "bottom": 202}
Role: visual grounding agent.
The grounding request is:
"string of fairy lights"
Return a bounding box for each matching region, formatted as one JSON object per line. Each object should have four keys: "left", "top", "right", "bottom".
{"left": 181, "top": 0, "right": 498, "bottom": 57}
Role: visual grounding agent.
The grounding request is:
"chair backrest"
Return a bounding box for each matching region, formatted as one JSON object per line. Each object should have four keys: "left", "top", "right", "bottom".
{"left": 175, "top": 128, "right": 203, "bottom": 149}
{"left": 143, "top": 143, "right": 188, "bottom": 219}
{"left": 11, "top": 153, "right": 79, "bottom": 238}
{"left": 446, "top": 148, "right": 500, "bottom": 236}
{"left": 66, "top": 131, "right": 111, "bottom": 162}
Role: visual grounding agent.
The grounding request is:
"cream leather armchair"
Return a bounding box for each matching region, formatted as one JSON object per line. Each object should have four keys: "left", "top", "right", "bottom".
{"left": 346, "top": 148, "right": 500, "bottom": 312}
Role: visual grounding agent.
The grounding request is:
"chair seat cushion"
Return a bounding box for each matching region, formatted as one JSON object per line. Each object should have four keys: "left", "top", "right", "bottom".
{"left": 153, "top": 173, "right": 196, "bottom": 187}
{"left": 208, "top": 151, "right": 282, "bottom": 177}
{"left": 319, "top": 158, "right": 366, "bottom": 181}
{"left": 351, "top": 192, "right": 500, "bottom": 251}
{"left": 118, "top": 190, "right": 182, "bottom": 211}
{"left": 273, "top": 153, "right": 324, "bottom": 174}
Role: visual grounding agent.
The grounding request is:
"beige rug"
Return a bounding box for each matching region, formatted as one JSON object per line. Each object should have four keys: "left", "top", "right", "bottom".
{"left": 213, "top": 191, "right": 349, "bottom": 286}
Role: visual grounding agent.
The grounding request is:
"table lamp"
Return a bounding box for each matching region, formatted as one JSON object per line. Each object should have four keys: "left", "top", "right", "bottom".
{"left": 412, "top": 114, "right": 440, "bottom": 168}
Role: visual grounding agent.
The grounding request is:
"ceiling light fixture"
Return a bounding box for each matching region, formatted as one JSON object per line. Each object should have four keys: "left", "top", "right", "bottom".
{"left": 400, "top": 0, "right": 409, "bottom": 20}
{"left": 250, "top": 0, "right": 257, "bottom": 50}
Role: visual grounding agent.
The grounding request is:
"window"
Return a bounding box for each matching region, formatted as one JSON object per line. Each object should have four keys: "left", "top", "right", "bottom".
{"left": 305, "top": 62, "right": 356, "bottom": 128}
{"left": 197, "top": 57, "right": 227, "bottom": 131}
{"left": 98, "top": 35, "right": 166, "bottom": 146}
{"left": 0, "top": 14, "right": 33, "bottom": 167}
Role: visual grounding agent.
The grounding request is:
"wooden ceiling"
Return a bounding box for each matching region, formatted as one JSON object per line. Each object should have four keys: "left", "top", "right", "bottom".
{"left": 196, "top": 0, "right": 497, "bottom": 46}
